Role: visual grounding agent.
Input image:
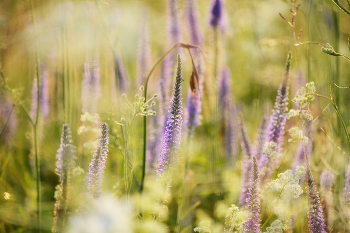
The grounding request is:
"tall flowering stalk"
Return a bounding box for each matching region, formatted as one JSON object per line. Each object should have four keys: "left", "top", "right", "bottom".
{"left": 86, "top": 123, "right": 109, "bottom": 198}
{"left": 115, "top": 53, "right": 129, "bottom": 93}
{"left": 259, "top": 52, "right": 291, "bottom": 176}
{"left": 81, "top": 58, "right": 100, "bottom": 114}
{"left": 53, "top": 124, "right": 76, "bottom": 233}
{"left": 253, "top": 116, "right": 268, "bottom": 161}
{"left": 243, "top": 157, "right": 260, "bottom": 233}
{"left": 137, "top": 11, "right": 151, "bottom": 87}
{"left": 238, "top": 117, "right": 253, "bottom": 206}
{"left": 306, "top": 160, "right": 326, "bottom": 233}
{"left": 344, "top": 158, "right": 350, "bottom": 203}
{"left": 31, "top": 62, "right": 49, "bottom": 120}
{"left": 184, "top": 0, "right": 204, "bottom": 137}
{"left": 209, "top": 0, "right": 223, "bottom": 28}
{"left": 157, "top": 54, "right": 183, "bottom": 175}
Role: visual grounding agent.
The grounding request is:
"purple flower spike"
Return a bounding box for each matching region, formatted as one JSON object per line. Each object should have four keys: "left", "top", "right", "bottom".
{"left": 238, "top": 117, "right": 253, "bottom": 206}
{"left": 209, "top": 0, "right": 222, "bottom": 28}
{"left": 86, "top": 123, "right": 109, "bottom": 198}
{"left": 307, "top": 160, "right": 326, "bottom": 233}
{"left": 115, "top": 53, "right": 129, "bottom": 93}
{"left": 218, "top": 67, "right": 231, "bottom": 121}
{"left": 259, "top": 52, "right": 291, "bottom": 175}
{"left": 344, "top": 158, "right": 350, "bottom": 203}
{"left": 253, "top": 116, "right": 268, "bottom": 161}
{"left": 31, "top": 62, "right": 50, "bottom": 120}
{"left": 168, "top": 0, "right": 181, "bottom": 45}
{"left": 53, "top": 124, "right": 76, "bottom": 233}
{"left": 186, "top": 0, "right": 202, "bottom": 46}
{"left": 243, "top": 157, "right": 260, "bottom": 233}
{"left": 224, "top": 104, "right": 238, "bottom": 166}
{"left": 157, "top": 54, "right": 183, "bottom": 176}
{"left": 82, "top": 58, "right": 100, "bottom": 114}
{"left": 137, "top": 11, "right": 151, "bottom": 87}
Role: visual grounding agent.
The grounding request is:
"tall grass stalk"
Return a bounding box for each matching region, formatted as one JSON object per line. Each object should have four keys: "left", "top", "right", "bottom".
{"left": 140, "top": 43, "right": 200, "bottom": 193}
{"left": 29, "top": 0, "right": 42, "bottom": 231}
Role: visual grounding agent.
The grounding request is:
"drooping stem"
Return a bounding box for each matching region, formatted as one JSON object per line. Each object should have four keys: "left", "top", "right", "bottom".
{"left": 140, "top": 43, "right": 200, "bottom": 193}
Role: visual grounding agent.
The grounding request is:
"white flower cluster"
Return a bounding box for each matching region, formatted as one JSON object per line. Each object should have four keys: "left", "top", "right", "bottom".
{"left": 266, "top": 166, "right": 305, "bottom": 201}
{"left": 288, "top": 126, "right": 309, "bottom": 145}
{"left": 224, "top": 205, "right": 248, "bottom": 233}
{"left": 194, "top": 221, "right": 212, "bottom": 233}
{"left": 66, "top": 195, "right": 132, "bottom": 233}
{"left": 292, "top": 82, "right": 316, "bottom": 108}
{"left": 263, "top": 220, "right": 283, "bottom": 233}
{"left": 123, "top": 86, "right": 157, "bottom": 117}
{"left": 263, "top": 141, "right": 278, "bottom": 160}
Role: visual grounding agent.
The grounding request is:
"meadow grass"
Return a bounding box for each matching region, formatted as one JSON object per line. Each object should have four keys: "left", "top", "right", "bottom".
{"left": 1, "top": 0, "right": 350, "bottom": 232}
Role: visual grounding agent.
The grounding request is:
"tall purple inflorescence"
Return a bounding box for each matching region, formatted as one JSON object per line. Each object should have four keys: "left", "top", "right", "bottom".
{"left": 137, "top": 11, "right": 151, "bottom": 87}
{"left": 184, "top": 0, "right": 204, "bottom": 137}
{"left": 157, "top": 54, "right": 183, "bottom": 176}
{"left": 344, "top": 158, "right": 350, "bottom": 203}
{"left": 218, "top": 67, "right": 231, "bottom": 121}
{"left": 253, "top": 116, "right": 268, "bottom": 161}
{"left": 307, "top": 160, "right": 326, "bottom": 233}
{"left": 209, "top": 0, "right": 222, "bottom": 28}
{"left": 243, "top": 157, "right": 260, "bottom": 233}
{"left": 81, "top": 58, "right": 100, "bottom": 114}
{"left": 115, "top": 53, "right": 129, "bottom": 93}
{"left": 238, "top": 117, "right": 253, "bottom": 206}
{"left": 53, "top": 124, "right": 76, "bottom": 233}
{"left": 86, "top": 123, "right": 109, "bottom": 198}
{"left": 31, "top": 62, "right": 50, "bottom": 120}
{"left": 259, "top": 52, "right": 291, "bottom": 174}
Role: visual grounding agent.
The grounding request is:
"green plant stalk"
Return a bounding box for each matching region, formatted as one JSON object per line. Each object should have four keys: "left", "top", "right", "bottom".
{"left": 315, "top": 93, "right": 350, "bottom": 152}
{"left": 332, "top": 0, "right": 350, "bottom": 15}
{"left": 0, "top": 104, "right": 14, "bottom": 139}
{"left": 140, "top": 43, "right": 200, "bottom": 193}
{"left": 29, "top": 0, "right": 41, "bottom": 231}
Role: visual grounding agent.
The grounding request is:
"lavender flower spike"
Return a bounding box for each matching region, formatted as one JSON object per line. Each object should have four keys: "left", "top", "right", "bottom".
{"left": 243, "top": 157, "right": 260, "bottom": 233}
{"left": 157, "top": 54, "right": 183, "bottom": 175}
{"left": 53, "top": 124, "right": 76, "bottom": 233}
{"left": 259, "top": 52, "right": 291, "bottom": 173}
{"left": 209, "top": 0, "right": 222, "bottom": 28}
{"left": 238, "top": 117, "right": 253, "bottom": 206}
{"left": 86, "top": 123, "right": 109, "bottom": 198}
{"left": 307, "top": 161, "right": 326, "bottom": 233}
{"left": 344, "top": 158, "right": 350, "bottom": 203}
{"left": 81, "top": 58, "right": 100, "bottom": 114}
{"left": 115, "top": 53, "right": 129, "bottom": 93}
{"left": 186, "top": 0, "right": 202, "bottom": 46}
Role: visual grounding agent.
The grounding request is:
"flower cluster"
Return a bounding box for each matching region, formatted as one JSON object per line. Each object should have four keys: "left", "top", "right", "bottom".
{"left": 292, "top": 82, "right": 316, "bottom": 108}
{"left": 123, "top": 87, "right": 157, "bottom": 117}
{"left": 288, "top": 126, "right": 309, "bottom": 145}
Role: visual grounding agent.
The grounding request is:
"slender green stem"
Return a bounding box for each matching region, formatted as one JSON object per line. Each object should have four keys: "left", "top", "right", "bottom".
{"left": 332, "top": 0, "right": 350, "bottom": 15}
{"left": 29, "top": 0, "right": 41, "bottom": 231}
{"left": 314, "top": 93, "right": 350, "bottom": 152}
{"left": 140, "top": 42, "right": 200, "bottom": 193}
{"left": 0, "top": 104, "right": 14, "bottom": 139}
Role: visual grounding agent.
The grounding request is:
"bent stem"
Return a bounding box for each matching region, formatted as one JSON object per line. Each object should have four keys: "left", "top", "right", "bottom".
{"left": 140, "top": 42, "right": 200, "bottom": 193}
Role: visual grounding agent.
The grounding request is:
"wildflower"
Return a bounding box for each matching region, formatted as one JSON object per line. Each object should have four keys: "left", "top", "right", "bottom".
{"left": 31, "top": 62, "right": 49, "bottom": 120}
{"left": 66, "top": 194, "right": 132, "bottom": 233}
{"left": 186, "top": 0, "right": 203, "bottom": 46}
{"left": 344, "top": 159, "right": 350, "bottom": 203}
{"left": 194, "top": 221, "right": 212, "bottom": 233}
{"left": 81, "top": 58, "right": 100, "bottom": 114}
{"left": 238, "top": 118, "right": 253, "bottom": 206}
{"left": 320, "top": 171, "right": 335, "bottom": 232}
{"left": 53, "top": 124, "right": 77, "bottom": 233}
{"left": 253, "top": 116, "right": 268, "bottom": 160}
{"left": 306, "top": 162, "right": 326, "bottom": 233}
{"left": 263, "top": 220, "right": 283, "bottom": 233}
{"left": 137, "top": 11, "right": 151, "bottom": 87}
{"left": 224, "top": 103, "right": 238, "bottom": 166}
{"left": 157, "top": 54, "right": 183, "bottom": 175}
{"left": 259, "top": 52, "right": 291, "bottom": 175}
{"left": 292, "top": 82, "right": 316, "bottom": 108}
{"left": 86, "top": 123, "right": 109, "bottom": 198}
{"left": 209, "top": 0, "right": 222, "bottom": 28}
{"left": 320, "top": 171, "right": 334, "bottom": 191}
{"left": 218, "top": 68, "right": 231, "bottom": 121}
{"left": 288, "top": 126, "right": 309, "bottom": 145}
{"left": 224, "top": 205, "right": 249, "bottom": 232}
{"left": 292, "top": 120, "right": 313, "bottom": 173}
{"left": 115, "top": 53, "right": 129, "bottom": 93}
{"left": 243, "top": 157, "right": 260, "bottom": 233}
